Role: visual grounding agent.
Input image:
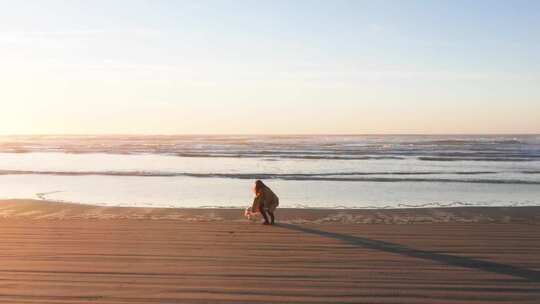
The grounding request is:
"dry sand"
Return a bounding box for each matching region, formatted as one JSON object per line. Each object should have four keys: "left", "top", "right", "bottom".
{"left": 0, "top": 199, "right": 539, "bottom": 303}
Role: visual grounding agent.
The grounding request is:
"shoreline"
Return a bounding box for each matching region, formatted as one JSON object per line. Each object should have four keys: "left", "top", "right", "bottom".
{"left": 1, "top": 199, "right": 539, "bottom": 224}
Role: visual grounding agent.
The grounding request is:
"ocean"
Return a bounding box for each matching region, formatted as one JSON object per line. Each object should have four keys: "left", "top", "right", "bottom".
{"left": 0, "top": 134, "right": 539, "bottom": 208}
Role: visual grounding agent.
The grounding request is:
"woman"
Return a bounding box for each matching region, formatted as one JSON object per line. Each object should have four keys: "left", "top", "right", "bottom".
{"left": 251, "top": 180, "right": 279, "bottom": 225}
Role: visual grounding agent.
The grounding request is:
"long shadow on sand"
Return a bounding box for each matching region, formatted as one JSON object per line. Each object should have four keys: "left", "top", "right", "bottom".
{"left": 277, "top": 223, "right": 540, "bottom": 283}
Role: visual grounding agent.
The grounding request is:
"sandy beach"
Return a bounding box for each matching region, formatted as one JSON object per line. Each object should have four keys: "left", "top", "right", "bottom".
{"left": 0, "top": 199, "right": 538, "bottom": 303}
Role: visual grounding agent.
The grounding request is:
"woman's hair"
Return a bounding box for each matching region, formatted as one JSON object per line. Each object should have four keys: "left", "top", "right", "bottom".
{"left": 254, "top": 180, "right": 266, "bottom": 195}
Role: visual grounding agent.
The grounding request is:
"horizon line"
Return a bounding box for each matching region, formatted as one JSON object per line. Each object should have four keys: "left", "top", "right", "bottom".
{"left": 1, "top": 133, "right": 539, "bottom": 137}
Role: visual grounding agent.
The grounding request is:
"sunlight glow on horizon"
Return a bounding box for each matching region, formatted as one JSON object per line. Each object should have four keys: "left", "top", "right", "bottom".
{"left": 1, "top": 0, "right": 539, "bottom": 135}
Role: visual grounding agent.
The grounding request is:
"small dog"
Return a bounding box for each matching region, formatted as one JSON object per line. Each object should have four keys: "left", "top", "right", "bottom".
{"left": 244, "top": 206, "right": 261, "bottom": 221}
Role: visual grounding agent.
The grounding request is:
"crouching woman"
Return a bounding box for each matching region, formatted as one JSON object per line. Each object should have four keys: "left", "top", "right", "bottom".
{"left": 252, "top": 180, "right": 279, "bottom": 225}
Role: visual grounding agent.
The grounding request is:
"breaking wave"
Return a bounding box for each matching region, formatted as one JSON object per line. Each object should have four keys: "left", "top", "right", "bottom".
{"left": 1, "top": 135, "right": 539, "bottom": 162}
{"left": 1, "top": 169, "right": 538, "bottom": 185}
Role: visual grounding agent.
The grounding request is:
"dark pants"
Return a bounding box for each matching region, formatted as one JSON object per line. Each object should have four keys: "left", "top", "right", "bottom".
{"left": 258, "top": 204, "right": 275, "bottom": 224}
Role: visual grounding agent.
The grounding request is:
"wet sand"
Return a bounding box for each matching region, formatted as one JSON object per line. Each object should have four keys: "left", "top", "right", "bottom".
{"left": 0, "top": 199, "right": 539, "bottom": 303}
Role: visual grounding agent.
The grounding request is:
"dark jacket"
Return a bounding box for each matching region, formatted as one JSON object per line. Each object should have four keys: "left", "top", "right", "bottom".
{"left": 252, "top": 186, "right": 279, "bottom": 213}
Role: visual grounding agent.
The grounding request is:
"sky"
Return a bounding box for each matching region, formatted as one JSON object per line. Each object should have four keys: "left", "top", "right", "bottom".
{"left": 0, "top": 0, "right": 539, "bottom": 135}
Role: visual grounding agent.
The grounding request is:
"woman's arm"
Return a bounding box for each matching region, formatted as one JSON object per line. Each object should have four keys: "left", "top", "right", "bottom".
{"left": 251, "top": 196, "right": 261, "bottom": 213}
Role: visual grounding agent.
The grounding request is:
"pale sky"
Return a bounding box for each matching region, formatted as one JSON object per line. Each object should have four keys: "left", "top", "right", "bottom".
{"left": 0, "top": 0, "right": 539, "bottom": 134}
